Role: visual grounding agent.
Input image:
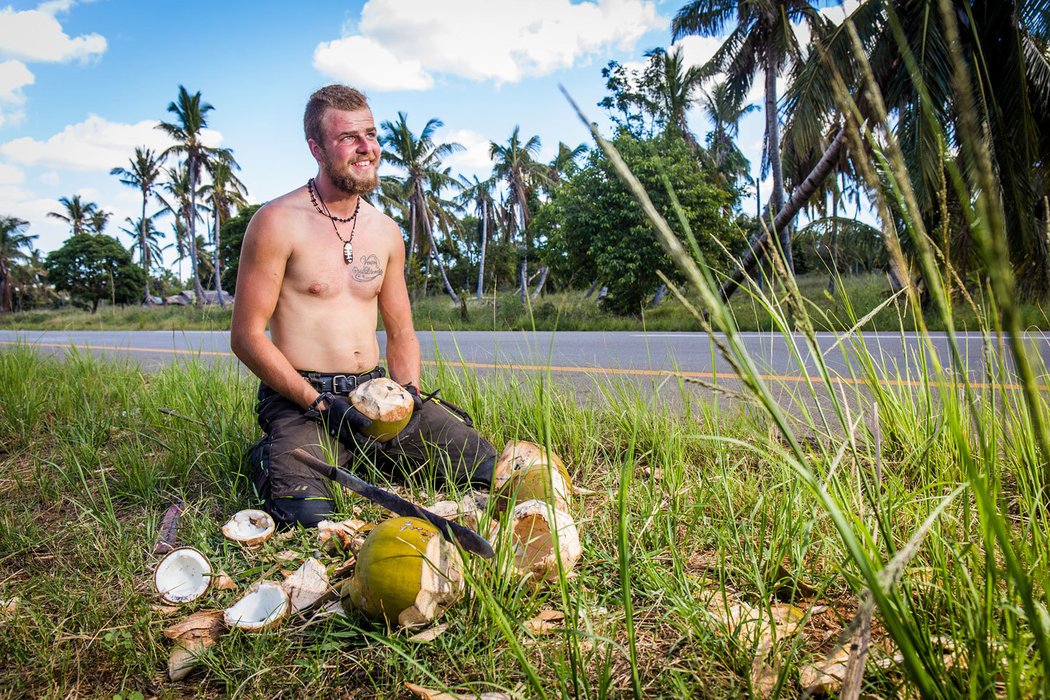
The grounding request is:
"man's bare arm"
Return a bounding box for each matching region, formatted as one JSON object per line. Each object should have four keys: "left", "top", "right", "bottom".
{"left": 230, "top": 206, "right": 320, "bottom": 409}
{"left": 377, "top": 222, "right": 421, "bottom": 387}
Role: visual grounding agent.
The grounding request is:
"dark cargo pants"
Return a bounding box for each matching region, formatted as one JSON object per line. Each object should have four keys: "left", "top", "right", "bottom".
{"left": 248, "top": 371, "right": 496, "bottom": 527}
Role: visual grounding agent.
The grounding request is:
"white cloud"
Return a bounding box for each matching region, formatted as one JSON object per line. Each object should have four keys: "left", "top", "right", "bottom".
{"left": 439, "top": 128, "right": 494, "bottom": 175}
{"left": 39, "top": 171, "right": 59, "bottom": 186}
{"left": 314, "top": 36, "right": 432, "bottom": 91}
{"left": 0, "top": 115, "right": 223, "bottom": 172}
{"left": 0, "top": 161, "right": 23, "bottom": 185}
{"left": 314, "top": 0, "right": 662, "bottom": 91}
{"left": 0, "top": 60, "right": 34, "bottom": 103}
{"left": 0, "top": 4, "right": 106, "bottom": 64}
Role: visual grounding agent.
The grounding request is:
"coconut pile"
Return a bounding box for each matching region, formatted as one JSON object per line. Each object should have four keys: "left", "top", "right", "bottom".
{"left": 149, "top": 440, "right": 583, "bottom": 684}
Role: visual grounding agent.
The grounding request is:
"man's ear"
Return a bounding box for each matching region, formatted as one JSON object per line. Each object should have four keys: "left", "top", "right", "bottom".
{"left": 307, "top": 139, "right": 323, "bottom": 163}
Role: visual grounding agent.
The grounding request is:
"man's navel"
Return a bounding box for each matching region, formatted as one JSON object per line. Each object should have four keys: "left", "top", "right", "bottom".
{"left": 307, "top": 282, "right": 328, "bottom": 295}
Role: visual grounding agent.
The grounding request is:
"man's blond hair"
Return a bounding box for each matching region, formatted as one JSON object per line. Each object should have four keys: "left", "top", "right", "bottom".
{"left": 304, "top": 85, "right": 369, "bottom": 144}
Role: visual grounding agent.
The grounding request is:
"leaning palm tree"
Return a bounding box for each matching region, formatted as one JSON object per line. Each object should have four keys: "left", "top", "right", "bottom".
{"left": 380, "top": 112, "right": 463, "bottom": 303}
{"left": 199, "top": 150, "right": 247, "bottom": 308}
{"left": 157, "top": 86, "right": 223, "bottom": 306}
{"left": 456, "top": 174, "right": 499, "bottom": 299}
{"left": 490, "top": 127, "right": 549, "bottom": 300}
{"left": 673, "top": 0, "right": 832, "bottom": 274}
{"left": 111, "top": 146, "right": 163, "bottom": 300}
{"left": 0, "top": 216, "right": 37, "bottom": 312}
{"left": 47, "top": 195, "right": 98, "bottom": 237}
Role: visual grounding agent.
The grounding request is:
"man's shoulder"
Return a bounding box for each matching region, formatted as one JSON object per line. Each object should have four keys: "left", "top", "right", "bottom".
{"left": 246, "top": 189, "right": 310, "bottom": 237}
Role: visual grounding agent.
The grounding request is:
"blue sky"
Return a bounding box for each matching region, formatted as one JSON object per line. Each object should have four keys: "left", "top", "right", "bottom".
{"left": 0, "top": 0, "right": 858, "bottom": 269}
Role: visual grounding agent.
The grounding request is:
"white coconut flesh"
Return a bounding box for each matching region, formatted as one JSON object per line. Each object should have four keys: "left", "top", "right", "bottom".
{"left": 510, "top": 501, "right": 582, "bottom": 582}
{"left": 221, "top": 509, "right": 275, "bottom": 546}
{"left": 155, "top": 547, "right": 212, "bottom": 604}
{"left": 223, "top": 581, "right": 290, "bottom": 631}
{"left": 350, "top": 378, "right": 413, "bottom": 423}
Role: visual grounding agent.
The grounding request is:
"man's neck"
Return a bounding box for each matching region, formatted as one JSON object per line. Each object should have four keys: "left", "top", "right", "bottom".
{"left": 312, "top": 174, "right": 360, "bottom": 217}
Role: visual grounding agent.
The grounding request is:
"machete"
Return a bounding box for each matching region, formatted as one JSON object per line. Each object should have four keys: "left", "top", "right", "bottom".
{"left": 290, "top": 448, "right": 494, "bottom": 559}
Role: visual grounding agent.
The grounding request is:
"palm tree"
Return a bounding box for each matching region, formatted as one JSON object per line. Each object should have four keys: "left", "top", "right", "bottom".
{"left": 490, "top": 127, "right": 549, "bottom": 300}
{"left": 157, "top": 162, "right": 204, "bottom": 295}
{"left": 199, "top": 151, "right": 247, "bottom": 308}
{"left": 546, "top": 142, "right": 588, "bottom": 191}
{"left": 783, "top": 0, "right": 1050, "bottom": 297}
{"left": 0, "top": 216, "right": 36, "bottom": 312}
{"left": 47, "top": 195, "right": 98, "bottom": 237}
{"left": 645, "top": 46, "right": 707, "bottom": 153}
{"left": 673, "top": 0, "right": 832, "bottom": 274}
{"left": 701, "top": 80, "right": 760, "bottom": 191}
{"left": 119, "top": 215, "right": 168, "bottom": 278}
{"left": 87, "top": 209, "right": 111, "bottom": 235}
{"left": 457, "top": 174, "right": 499, "bottom": 299}
{"left": 380, "top": 112, "right": 463, "bottom": 303}
{"left": 157, "top": 86, "right": 223, "bottom": 306}
{"left": 111, "top": 146, "right": 163, "bottom": 300}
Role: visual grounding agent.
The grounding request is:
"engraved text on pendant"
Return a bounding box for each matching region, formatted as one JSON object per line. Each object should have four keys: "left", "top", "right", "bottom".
{"left": 342, "top": 241, "right": 353, "bottom": 265}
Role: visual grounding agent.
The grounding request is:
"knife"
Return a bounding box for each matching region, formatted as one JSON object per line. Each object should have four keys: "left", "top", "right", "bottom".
{"left": 290, "top": 448, "right": 495, "bottom": 559}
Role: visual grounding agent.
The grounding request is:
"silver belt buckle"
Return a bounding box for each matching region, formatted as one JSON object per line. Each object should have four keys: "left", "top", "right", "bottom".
{"left": 331, "top": 374, "right": 348, "bottom": 394}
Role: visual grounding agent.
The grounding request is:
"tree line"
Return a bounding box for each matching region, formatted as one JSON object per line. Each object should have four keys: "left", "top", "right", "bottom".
{"left": 2, "top": 0, "right": 1047, "bottom": 315}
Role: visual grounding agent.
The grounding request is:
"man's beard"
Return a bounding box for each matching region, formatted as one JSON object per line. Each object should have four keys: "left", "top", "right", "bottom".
{"left": 321, "top": 150, "right": 379, "bottom": 196}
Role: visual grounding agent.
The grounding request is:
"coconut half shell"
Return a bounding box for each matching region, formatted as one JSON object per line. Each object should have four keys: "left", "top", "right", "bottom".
{"left": 493, "top": 441, "right": 568, "bottom": 489}
{"left": 163, "top": 609, "right": 226, "bottom": 682}
{"left": 493, "top": 442, "right": 572, "bottom": 513}
{"left": 221, "top": 509, "right": 275, "bottom": 546}
{"left": 223, "top": 580, "right": 290, "bottom": 632}
{"left": 350, "top": 378, "right": 414, "bottom": 442}
{"left": 155, "top": 547, "right": 213, "bottom": 604}
{"left": 510, "top": 500, "right": 582, "bottom": 582}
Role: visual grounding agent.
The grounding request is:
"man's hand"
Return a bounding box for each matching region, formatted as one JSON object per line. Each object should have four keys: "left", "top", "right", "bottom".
{"left": 310, "top": 392, "right": 373, "bottom": 448}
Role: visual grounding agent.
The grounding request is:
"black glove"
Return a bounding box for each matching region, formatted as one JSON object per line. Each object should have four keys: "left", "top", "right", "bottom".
{"left": 308, "top": 392, "right": 372, "bottom": 448}
{"left": 404, "top": 383, "right": 425, "bottom": 412}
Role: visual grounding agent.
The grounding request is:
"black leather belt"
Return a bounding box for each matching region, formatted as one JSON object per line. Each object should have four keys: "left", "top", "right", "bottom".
{"left": 299, "top": 367, "right": 385, "bottom": 395}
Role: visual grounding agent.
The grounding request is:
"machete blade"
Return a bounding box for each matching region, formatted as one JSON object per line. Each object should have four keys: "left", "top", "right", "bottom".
{"left": 289, "top": 448, "right": 495, "bottom": 559}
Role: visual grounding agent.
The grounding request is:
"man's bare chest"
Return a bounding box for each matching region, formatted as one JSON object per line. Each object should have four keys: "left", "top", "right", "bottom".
{"left": 285, "top": 235, "right": 388, "bottom": 301}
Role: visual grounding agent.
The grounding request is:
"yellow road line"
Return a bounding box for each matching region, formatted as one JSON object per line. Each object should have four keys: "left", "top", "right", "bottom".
{"left": 0, "top": 339, "right": 1038, "bottom": 391}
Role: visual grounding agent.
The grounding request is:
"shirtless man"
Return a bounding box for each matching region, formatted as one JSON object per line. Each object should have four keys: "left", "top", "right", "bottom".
{"left": 230, "top": 84, "right": 496, "bottom": 528}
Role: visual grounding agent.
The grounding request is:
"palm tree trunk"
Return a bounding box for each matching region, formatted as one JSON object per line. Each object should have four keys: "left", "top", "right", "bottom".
{"left": 0, "top": 259, "right": 10, "bottom": 313}
{"left": 187, "top": 161, "right": 204, "bottom": 307}
{"left": 719, "top": 127, "right": 848, "bottom": 302}
{"left": 530, "top": 266, "right": 548, "bottom": 300}
{"left": 476, "top": 201, "right": 488, "bottom": 300}
{"left": 417, "top": 185, "right": 460, "bottom": 305}
{"left": 140, "top": 191, "right": 150, "bottom": 302}
{"left": 212, "top": 209, "right": 225, "bottom": 309}
{"left": 517, "top": 197, "right": 529, "bottom": 302}
{"left": 765, "top": 52, "right": 791, "bottom": 275}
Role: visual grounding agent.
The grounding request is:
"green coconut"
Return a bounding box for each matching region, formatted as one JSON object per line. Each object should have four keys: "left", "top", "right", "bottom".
{"left": 493, "top": 441, "right": 572, "bottom": 512}
{"left": 341, "top": 516, "right": 463, "bottom": 628}
{"left": 349, "top": 378, "right": 415, "bottom": 442}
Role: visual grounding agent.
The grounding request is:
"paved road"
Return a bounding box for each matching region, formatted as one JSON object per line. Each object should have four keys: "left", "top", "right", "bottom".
{"left": 1, "top": 329, "right": 1047, "bottom": 391}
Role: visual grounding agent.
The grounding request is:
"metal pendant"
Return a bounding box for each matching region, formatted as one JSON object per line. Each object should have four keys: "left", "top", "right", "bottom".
{"left": 342, "top": 241, "right": 353, "bottom": 265}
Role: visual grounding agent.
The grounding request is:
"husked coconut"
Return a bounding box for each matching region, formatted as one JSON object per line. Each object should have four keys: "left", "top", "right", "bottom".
{"left": 223, "top": 580, "right": 290, "bottom": 631}
{"left": 510, "top": 500, "right": 582, "bottom": 582}
{"left": 221, "top": 509, "right": 275, "bottom": 546}
{"left": 350, "top": 378, "right": 414, "bottom": 442}
{"left": 155, "top": 547, "right": 212, "bottom": 604}
{"left": 493, "top": 441, "right": 571, "bottom": 512}
{"left": 341, "top": 516, "right": 463, "bottom": 629}
{"left": 281, "top": 557, "right": 329, "bottom": 612}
